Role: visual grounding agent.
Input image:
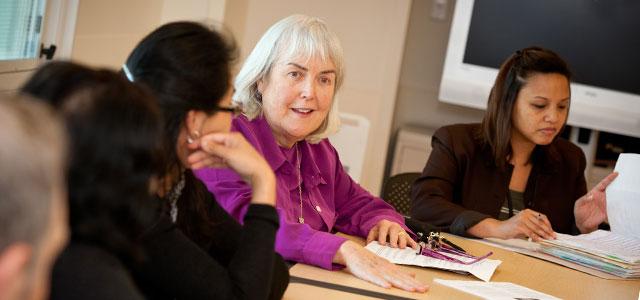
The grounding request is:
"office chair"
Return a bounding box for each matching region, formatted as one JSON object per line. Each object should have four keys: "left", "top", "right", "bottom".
{"left": 381, "top": 172, "right": 421, "bottom": 216}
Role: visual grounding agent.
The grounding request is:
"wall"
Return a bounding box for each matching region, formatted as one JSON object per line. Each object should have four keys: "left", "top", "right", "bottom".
{"left": 71, "top": 0, "right": 162, "bottom": 68}
{"left": 393, "top": 0, "right": 483, "bottom": 136}
{"left": 71, "top": 0, "right": 226, "bottom": 69}
{"left": 225, "top": 0, "right": 412, "bottom": 195}
{"left": 161, "top": 0, "right": 225, "bottom": 24}
{"left": 386, "top": 0, "right": 484, "bottom": 177}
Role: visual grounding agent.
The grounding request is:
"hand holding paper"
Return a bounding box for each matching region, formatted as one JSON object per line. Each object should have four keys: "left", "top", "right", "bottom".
{"left": 575, "top": 172, "right": 618, "bottom": 233}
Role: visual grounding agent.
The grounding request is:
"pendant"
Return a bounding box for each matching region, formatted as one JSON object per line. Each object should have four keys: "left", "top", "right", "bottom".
{"left": 315, "top": 205, "right": 322, "bottom": 213}
{"left": 298, "top": 217, "right": 305, "bottom": 224}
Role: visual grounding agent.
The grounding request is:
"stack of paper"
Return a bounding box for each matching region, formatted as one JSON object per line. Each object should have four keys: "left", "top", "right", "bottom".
{"left": 539, "top": 230, "right": 640, "bottom": 278}
{"left": 365, "top": 242, "right": 502, "bottom": 282}
{"left": 478, "top": 237, "right": 625, "bottom": 279}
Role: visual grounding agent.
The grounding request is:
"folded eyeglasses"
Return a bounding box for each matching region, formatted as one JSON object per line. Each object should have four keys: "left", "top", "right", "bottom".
{"left": 417, "top": 232, "right": 493, "bottom": 265}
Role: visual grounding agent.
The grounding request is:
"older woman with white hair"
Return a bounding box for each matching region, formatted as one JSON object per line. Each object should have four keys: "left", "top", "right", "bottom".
{"left": 195, "top": 15, "right": 427, "bottom": 292}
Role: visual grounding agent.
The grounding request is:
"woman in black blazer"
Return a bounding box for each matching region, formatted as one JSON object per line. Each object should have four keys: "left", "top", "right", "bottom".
{"left": 411, "top": 47, "right": 618, "bottom": 240}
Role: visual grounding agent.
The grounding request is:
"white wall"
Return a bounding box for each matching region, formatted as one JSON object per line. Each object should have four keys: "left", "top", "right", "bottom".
{"left": 71, "top": 0, "right": 162, "bottom": 68}
{"left": 161, "top": 0, "right": 226, "bottom": 24}
{"left": 225, "top": 0, "right": 412, "bottom": 195}
{"left": 71, "top": 0, "right": 226, "bottom": 69}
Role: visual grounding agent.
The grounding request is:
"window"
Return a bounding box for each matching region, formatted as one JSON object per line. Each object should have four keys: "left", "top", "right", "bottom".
{"left": 0, "top": 0, "right": 78, "bottom": 93}
{"left": 0, "top": 0, "right": 47, "bottom": 61}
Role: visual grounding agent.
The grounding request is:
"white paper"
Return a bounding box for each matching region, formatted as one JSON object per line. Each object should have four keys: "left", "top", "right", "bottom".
{"left": 365, "top": 242, "right": 501, "bottom": 282}
{"left": 434, "top": 279, "right": 561, "bottom": 300}
{"left": 607, "top": 153, "right": 640, "bottom": 241}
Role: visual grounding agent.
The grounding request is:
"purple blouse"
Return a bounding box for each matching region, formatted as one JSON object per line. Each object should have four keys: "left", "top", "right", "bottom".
{"left": 195, "top": 115, "right": 408, "bottom": 269}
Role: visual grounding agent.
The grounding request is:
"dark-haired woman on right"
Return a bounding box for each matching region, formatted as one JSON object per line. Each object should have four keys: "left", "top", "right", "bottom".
{"left": 411, "top": 46, "right": 618, "bottom": 241}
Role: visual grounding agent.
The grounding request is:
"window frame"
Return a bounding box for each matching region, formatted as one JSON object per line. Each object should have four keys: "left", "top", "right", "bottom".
{"left": 0, "top": 0, "right": 79, "bottom": 93}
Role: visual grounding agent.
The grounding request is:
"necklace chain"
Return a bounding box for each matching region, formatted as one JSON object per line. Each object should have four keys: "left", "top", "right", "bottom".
{"left": 296, "top": 143, "right": 304, "bottom": 224}
{"left": 168, "top": 171, "right": 186, "bottom": 223}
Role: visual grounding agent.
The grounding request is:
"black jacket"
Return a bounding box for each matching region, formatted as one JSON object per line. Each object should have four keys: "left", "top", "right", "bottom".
{"left": 51, "top": 174, "right": 289, "bottom": 300}
{"left": 411, "top": 123, "right": 587, "bottom": 236}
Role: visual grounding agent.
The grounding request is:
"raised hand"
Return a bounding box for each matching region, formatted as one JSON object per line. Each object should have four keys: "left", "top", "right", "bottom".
{"left": 187, "top": 132, "right": 275, "bottom": 205}
{"left": 574, "top": 172, "right": 618, "bottom": 233}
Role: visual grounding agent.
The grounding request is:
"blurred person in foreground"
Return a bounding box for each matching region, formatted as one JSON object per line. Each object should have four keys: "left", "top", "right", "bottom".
{"left": 0, "top": 95, "right": 68, "bottom": 300}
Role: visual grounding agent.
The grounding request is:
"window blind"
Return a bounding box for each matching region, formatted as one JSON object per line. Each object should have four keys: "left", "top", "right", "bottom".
{"left": 0, "top": 0, "right": 46, "bottom": 61}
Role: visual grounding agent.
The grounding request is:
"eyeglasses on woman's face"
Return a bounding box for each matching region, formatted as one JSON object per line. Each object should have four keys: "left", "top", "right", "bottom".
{"left": 213, "top": 104, "right": 242, "bottom": 117}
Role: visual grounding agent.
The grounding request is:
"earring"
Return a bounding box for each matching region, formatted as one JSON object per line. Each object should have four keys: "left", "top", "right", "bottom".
{"left": 255, "top": 90, "right": 263, "bottom": 102}
{"left": 186, "top": 130, "right": 200, "bottom": 144}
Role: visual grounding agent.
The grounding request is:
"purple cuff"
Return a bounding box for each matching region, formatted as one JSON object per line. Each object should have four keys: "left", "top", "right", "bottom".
{"left": 302, "top": 231, "right": 348, "bottom": 270}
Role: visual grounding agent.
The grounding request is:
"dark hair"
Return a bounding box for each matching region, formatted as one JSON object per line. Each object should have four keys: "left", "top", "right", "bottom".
{"left": 21, "top": 61, "right": 163, "bottom": 260}
{"left": 123, "top": 21, "right": 237, "bottom": 242}
{"left": 480, "top": 46, "right": 572, "bottom": 169}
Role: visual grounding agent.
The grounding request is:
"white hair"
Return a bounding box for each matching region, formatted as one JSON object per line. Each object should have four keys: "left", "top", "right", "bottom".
{"left": 233, "top": 14, "right": 345, "bottom": 143}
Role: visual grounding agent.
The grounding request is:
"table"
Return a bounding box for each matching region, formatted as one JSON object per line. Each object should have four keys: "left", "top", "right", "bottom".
{"left": 282, "top": 234, "right": 640, "bottom": 299}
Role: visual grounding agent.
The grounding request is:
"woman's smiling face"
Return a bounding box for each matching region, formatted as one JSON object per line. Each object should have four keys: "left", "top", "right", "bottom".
{"left": 258, "top": 55, "right": 336, "bottom": 148}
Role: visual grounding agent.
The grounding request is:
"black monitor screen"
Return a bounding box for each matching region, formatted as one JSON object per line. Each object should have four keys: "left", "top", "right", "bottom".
{"left": 464, "top": 0, "right": 640, "bottom": 96}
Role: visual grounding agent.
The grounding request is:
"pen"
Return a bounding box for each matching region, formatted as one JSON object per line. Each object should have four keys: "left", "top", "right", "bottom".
{"left": 441, "top": 237, "right": 466, "bottom": 253}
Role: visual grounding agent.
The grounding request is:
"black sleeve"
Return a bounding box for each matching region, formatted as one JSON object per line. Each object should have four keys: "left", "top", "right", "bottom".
{"left": 50, "top": 243, "right": 145, "bottom": 300}
{"left": 133, "top": 203, "right": 288, "bottom": 300}
{"left": 205, "top": 203, "right": 289, "bottom": 300}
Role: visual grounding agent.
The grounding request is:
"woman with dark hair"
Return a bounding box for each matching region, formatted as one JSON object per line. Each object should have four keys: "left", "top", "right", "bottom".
{"left": 22, "top": 61, "right": 162, "bottom": 299}
{"left": 411, "top": 46, "right": 617, "bottom": 241}
{"left": 122, "top": 21, "right": 289, "bottom": 299}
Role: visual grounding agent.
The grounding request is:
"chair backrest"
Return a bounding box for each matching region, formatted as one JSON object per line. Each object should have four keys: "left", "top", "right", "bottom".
{"left": 381, "top": 172, "right": 421, "bottom": 216}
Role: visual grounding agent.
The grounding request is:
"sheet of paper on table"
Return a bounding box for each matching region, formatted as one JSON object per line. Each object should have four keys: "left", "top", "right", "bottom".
{"left": 434, "top": 279, "right": 561, "bottom": 300}
{"left": 365, "top": 242, "right": 501, "bottom": 282}
{"left": 607, "top": 153, "right": 640, "bottom": 241}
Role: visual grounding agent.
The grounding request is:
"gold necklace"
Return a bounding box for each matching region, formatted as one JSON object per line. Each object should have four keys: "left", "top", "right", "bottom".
{"left": 296, "top": 143, "right": 304, "bottom": 224}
